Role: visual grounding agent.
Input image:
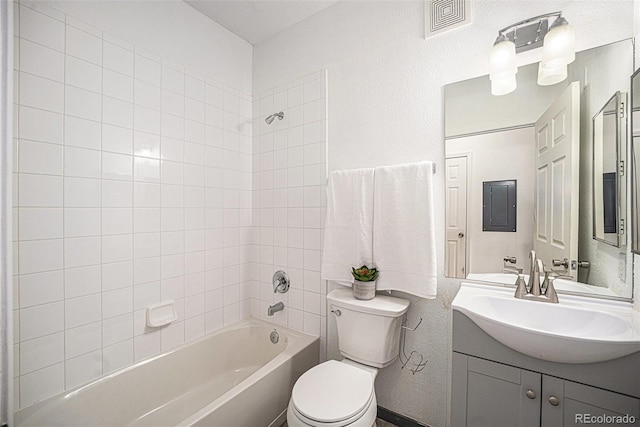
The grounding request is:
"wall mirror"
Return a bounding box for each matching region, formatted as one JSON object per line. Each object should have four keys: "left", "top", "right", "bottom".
{"left": 631, "top": 68, "right": 640, "bottom": 254}
{"left": 444, "top": 39, "right": 634, "bottom": 300}
{"left": 592, "top": 91, "right": 627, "bottom": 248}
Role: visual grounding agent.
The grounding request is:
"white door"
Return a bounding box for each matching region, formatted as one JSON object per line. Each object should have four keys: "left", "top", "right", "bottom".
{"left": 446, "top": 156, "right": 468, "bottom": 278}
{"left": 534, "top": 82, "right": 580, "bottom": 278}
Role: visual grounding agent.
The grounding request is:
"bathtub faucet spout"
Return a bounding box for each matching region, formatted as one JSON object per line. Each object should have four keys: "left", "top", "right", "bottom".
{"left": 268, "top": 302, "right": 284, "bottom": 316}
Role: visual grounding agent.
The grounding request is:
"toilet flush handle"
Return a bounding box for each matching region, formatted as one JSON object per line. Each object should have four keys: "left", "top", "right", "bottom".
{"left": 331, "top": 309, "right": 341, "bottom": 316}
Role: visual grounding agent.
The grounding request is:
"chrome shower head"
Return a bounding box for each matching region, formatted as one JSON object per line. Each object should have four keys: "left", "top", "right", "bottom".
{"left": 265, "top": 112, "right": 284, "bottom": 125}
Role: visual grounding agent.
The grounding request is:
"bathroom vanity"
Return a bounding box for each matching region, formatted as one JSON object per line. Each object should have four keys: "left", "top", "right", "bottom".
{"left": 451, "top": 304, "right": 640, "bottom": 426}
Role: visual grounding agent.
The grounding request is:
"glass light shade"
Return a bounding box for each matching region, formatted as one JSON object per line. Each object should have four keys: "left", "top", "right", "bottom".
{"left": 491, "top": 74, "right": 517, "bottom": 96}
{"left": 489, "top": 37, "right": 517, "bottom": 78}
{"left": 537, "top": 61, "right": 568, "bottom": 86}
{"left": 541, "top": 18, "right": 575, "bottom": 66}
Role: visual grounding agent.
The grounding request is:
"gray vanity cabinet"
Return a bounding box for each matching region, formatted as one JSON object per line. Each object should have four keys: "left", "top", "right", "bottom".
{"left": 451, "top": 353, "right": 540, "bottom": 427}
{"left": 452, "top": 311, "right": 640, "bottom": 427}
{"left": 542, "top": 376, "right": 640, "bottom": 426}
{"left": 452, "top": 353, "right": 640, "bottom": 427}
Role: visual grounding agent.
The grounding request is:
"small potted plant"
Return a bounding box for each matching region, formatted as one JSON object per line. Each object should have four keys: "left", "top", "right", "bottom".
{"left": 351, "top": 265, "right": 379, "bottom": 300}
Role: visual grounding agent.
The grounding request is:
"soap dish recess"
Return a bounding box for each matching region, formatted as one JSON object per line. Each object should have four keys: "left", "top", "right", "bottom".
{"left": 146, "top": 300, "right": 177, "bottom": 327}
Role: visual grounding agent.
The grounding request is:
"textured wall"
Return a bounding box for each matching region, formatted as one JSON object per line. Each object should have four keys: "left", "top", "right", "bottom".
{"left": 253, "top": 1, "right": 634, "bottom": 425}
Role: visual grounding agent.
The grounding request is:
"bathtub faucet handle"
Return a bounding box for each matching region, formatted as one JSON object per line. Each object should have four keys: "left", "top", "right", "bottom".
{"left": 273, "top": 270, "right": 290, "bottom": 293}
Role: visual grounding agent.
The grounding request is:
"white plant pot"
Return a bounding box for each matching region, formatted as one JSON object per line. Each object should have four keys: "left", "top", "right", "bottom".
{"left": 353, "top": 280, "right": 376, "bottom": 300}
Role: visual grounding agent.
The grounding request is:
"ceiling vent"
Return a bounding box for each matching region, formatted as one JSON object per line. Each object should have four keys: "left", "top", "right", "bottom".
{"left": 425, "top": 0, "right": 472, "bottom": 39}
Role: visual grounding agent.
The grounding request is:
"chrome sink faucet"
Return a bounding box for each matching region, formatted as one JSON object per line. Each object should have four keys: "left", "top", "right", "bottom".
{"left": 514, "top": 250, "right": 559, "bottom": 303}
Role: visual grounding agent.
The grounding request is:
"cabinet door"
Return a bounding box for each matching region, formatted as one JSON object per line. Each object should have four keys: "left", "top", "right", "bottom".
{"left": 452, "top": 353, "right": 541, "bottom": 427}
{"left": 542, "top": 375, "right": 640, "bottom": 426}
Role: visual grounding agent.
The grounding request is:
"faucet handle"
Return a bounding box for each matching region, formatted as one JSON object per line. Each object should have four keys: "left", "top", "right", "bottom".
{"left": 273, "top": 270, "right": 290, "bottom": 293}
{"left": 514, "top": 273, "right": 528, "bottom": 298}
{"left": 543, "top": 274, "right": 559, "bottom": 303}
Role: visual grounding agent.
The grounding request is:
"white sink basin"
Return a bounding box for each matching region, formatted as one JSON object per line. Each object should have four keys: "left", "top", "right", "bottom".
{"left": 452, "top": 283, "right": 640, "bottom": 364}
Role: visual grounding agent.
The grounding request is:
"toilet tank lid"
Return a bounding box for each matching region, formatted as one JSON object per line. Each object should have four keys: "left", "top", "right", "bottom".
{"left": 327, "top": 289, "right": 410, "bottom": 317}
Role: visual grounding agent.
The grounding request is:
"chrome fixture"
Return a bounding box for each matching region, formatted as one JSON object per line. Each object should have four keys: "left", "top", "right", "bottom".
{"left": 552, "top": 258, "right": 570, "bottom": 270}
{"left": 502, "top": 256, "right": 522, "bottom": 275}
{"left": 399, "top": 315, "right": 427, "bottom": 375}
{"left": 269, "top": 329, "right": 279, "bottom": 344}
{"left": 526, "top": 250, "right": 539, "bottom": 293}
{"left": 265, "top": 111, "right": 284, "bottom": 124}
{"left": 267, "top": 301, "right": 284, "bottom": 316}
{"left": 272, "top": 270, "right": 290, "bottom": 293}
{"left": 514, "top": 250, "right": 559, "bottom": 303}
{"left": 572, "top": 260, "right": 591, "bottom": 269}
{"left": 489, "top": 12, "right": 575, "bottom": 95}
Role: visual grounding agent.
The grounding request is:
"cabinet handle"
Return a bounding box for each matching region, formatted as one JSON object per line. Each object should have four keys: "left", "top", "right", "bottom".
{"left": 548, "top": 396, "right": 560, "bottom": 406}
{"left": 525, "top": 389, "right": 536, "bottom": 399}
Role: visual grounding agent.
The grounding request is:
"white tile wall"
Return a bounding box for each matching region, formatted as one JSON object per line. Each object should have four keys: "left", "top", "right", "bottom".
{"left": 250, "top": 71, "right": 328, "bottom": 360}
{"left": 13, "top": 2, "right": 253, "bottom": 409}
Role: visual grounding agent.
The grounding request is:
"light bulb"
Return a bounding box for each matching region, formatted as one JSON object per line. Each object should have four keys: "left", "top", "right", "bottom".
{"left": 489, "top": 35, "right": 517, "bottom": 79}
{"left": 491, "top": 74, "right": 517, "bottom": 96}
{"left": 541, "top": 17, "right": 575, "bottom": 67}
{"left": 537, "top": 61, "right": 568, "bottom": 86}
{"left": 489, "top": 34, "right": 517, "bottom": 95}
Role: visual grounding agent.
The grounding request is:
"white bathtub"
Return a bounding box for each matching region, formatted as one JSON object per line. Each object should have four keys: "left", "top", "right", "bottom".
{"left": 15, "top": 318, "right": 319, "bottom": 427}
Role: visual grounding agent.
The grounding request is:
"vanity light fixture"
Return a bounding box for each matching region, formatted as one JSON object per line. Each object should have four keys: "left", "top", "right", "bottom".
{"left": 489, "top": 12, "right": 575, "bottom": 95}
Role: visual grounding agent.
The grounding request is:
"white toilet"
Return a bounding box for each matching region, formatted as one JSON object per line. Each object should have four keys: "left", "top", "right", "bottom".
{"left": 287, "top": 289, "right": 410, "bottom": 427}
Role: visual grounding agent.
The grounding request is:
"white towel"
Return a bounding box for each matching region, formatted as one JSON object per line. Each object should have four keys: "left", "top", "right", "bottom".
{"left": 321, "top": 168, "right": 375, "bottom": 286}
{"left": 373, "top": 161, "right": 437, "bottom": 298}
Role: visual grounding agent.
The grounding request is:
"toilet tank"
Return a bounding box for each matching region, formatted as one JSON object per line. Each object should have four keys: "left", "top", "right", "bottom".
{"left": 327, "top": 289, "right": 410, "bottom": 368}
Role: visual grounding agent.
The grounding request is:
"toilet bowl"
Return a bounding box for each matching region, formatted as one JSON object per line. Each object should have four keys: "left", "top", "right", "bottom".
{"left": 286, "top": 289, "right": 410, "bottom": 427}
{"left": 286, "top": 360, "right": 378, "bottom": 427}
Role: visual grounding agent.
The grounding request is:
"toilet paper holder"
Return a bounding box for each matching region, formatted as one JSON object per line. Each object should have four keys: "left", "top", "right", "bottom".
{"left": 399, "top": 315, "right": 427, "bottom": 375}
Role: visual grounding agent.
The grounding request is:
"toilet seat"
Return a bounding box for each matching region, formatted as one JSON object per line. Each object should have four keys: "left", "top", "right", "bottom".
{"left": 291, "top": 360, "right": 374, "bottom": 425}
{"left": 289, "top": 394, "right": 375, "bottom": 427}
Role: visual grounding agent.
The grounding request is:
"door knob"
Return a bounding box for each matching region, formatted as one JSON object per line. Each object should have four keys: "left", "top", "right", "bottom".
{"left": 552, "top": 258, "right": 569, "bottom": 269}
{"left": 548, "top": 396, "right": 560, "bottom": 406}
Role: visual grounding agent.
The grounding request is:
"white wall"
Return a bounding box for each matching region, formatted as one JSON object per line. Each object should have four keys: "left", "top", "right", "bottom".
{"left": 39, "top": 0, "right": 252, "bottom": 93}
{"left": 12, "top": 0, "right": 253, "bottom": 410}
{"left": 447, "top": 127, "right": 535, "bottom": 275}
{"left": 253, "top": 1, "right": 634, "bottom": 424}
